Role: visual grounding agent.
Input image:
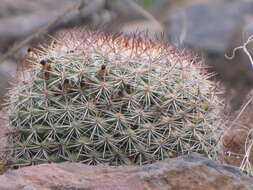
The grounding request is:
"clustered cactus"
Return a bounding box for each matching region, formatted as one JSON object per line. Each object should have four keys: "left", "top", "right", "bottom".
{"left": 5, "top": 29, "right": 223, "bottom": 167}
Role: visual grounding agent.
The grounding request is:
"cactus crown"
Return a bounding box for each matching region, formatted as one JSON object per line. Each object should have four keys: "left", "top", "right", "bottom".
{"left": 6, "top": 29, "right": 222, "bottom": 167}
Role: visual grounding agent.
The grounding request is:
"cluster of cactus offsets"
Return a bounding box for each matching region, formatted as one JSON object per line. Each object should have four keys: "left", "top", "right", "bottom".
{"left": 6, "top": 29, "right": 223, "bottom": 167}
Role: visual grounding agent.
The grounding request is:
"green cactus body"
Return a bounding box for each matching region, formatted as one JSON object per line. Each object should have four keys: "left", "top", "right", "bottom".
{"left": 6, "top": 29, "right": 223, "bottom": 167}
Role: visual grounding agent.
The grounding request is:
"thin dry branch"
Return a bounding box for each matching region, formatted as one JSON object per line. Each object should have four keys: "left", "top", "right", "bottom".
{"left": 222, "top": 35, "right": 253, "bottom": 174}
{"left": 225, "top": 34, "right": 253, "bottom": 68}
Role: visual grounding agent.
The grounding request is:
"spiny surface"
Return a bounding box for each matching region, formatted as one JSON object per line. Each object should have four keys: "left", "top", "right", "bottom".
{"left": 6, "top": 29, "right": 223, "bottom": 167}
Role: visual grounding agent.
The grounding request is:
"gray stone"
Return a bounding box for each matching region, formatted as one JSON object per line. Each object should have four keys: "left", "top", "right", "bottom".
{"left": 165, "top": 1, "right": 253, "bottom": 54}
{"left": 0, "top": 154, "right": 252, "bottom": 190}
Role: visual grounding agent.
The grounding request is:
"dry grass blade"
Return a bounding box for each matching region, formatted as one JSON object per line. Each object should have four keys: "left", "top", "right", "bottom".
{"left": 240, "top": 129, "right": 253, "bottom": 176}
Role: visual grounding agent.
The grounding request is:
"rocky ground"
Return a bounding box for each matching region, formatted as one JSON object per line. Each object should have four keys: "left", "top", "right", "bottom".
{"left": 0, "top": 154, "right": 252, "bottom": 190}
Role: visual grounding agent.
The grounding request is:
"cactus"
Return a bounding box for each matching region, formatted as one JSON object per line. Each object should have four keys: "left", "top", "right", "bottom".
{"left": 5, "top": 29, "right": 223, "bottom": 167}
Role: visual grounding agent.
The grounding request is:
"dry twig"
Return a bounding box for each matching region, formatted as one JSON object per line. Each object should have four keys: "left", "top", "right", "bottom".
{"left": 223, "top": 35, "right": 253, "bottom": 174}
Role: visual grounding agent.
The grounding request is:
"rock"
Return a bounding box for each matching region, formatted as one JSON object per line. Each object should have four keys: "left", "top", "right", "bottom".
{"left": 164, "top": 1, "right": 253, "bottom": 110}
{"left": 106, "top": 0, "right": 164, "bottom": 39}
{"left": 165, "top": 1, "right": 253, "bottom": 54}
{"left": 0, "top": 0, "right": 79, "bottom": 18}
{"left": 0, "top": 154, "right": 252, "bottom": 190}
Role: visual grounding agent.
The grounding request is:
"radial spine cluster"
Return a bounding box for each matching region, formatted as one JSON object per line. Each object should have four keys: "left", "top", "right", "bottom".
{"left": 6, "top": 29, "right": 223, "bottom": 167}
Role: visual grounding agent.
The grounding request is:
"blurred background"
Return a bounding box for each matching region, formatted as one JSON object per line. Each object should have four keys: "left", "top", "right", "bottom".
{"left": 0, "top": 0, "right": 253, "bottom": 168}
